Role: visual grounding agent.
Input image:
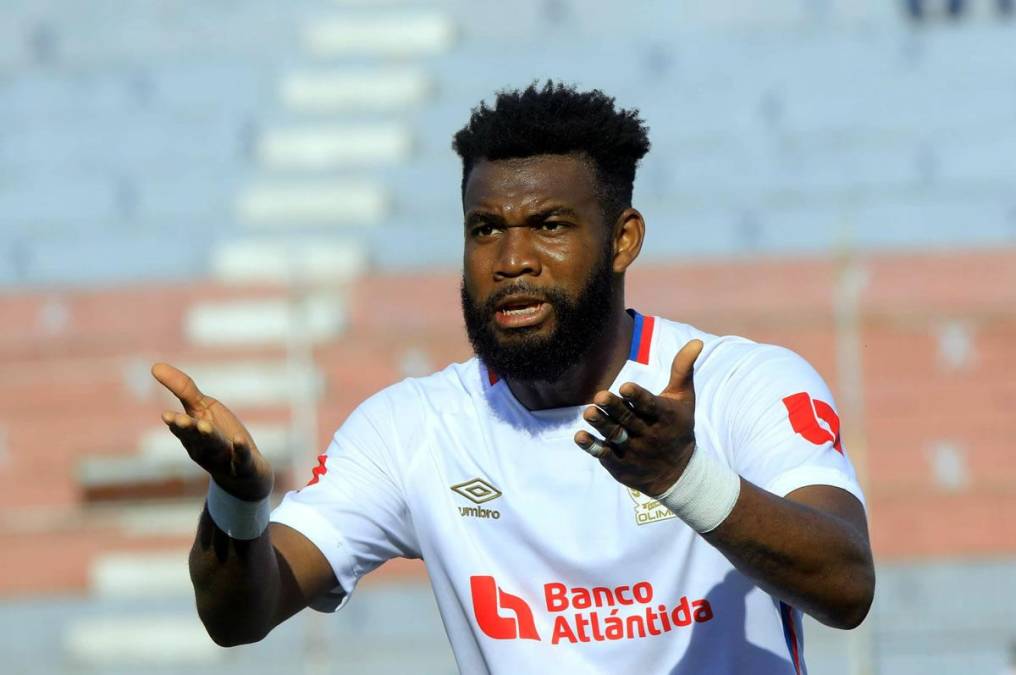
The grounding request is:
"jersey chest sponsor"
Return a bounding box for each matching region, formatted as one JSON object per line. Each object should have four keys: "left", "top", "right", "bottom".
{"left": 470, "top": 575, "right": 714, "bottom": 646}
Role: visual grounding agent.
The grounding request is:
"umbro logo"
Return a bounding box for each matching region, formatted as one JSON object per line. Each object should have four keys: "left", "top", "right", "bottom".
{"left": 451, "top": 478, "right": 502, "bottom": 520}
{"left": 451, "top": 478, "right": 502, "bottom": 504}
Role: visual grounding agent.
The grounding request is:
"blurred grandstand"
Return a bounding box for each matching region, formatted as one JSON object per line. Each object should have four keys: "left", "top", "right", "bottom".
{"left": 0, "top": 1, "right": 1014, "bottom": 674}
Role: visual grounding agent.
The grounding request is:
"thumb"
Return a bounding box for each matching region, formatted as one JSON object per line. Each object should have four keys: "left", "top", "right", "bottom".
{"left": 662, "top": 339, "right": 704, "bottom": 398}
{"left": 151, "top": 362, "right": 205, "bottom": 415}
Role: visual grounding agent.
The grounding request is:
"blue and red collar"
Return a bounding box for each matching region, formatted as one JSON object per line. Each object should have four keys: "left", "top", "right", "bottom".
{"left": 627, "top": 309, "right": 656, "bottom": 365}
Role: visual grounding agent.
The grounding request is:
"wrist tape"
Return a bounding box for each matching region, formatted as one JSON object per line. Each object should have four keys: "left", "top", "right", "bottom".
{"left": 654, "top": 445, "right": 741, "bottom": 533}
{"left": 206, "top": 479, "right": 271, "bottom": 540}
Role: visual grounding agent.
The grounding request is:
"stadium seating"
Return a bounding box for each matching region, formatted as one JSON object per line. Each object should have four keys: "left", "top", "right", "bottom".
{"left": 1, "top": 0, "right": 1014, "bottom": 285}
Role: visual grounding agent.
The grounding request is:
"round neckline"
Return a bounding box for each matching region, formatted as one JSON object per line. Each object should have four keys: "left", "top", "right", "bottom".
{"left": 489, "top": 358, "right": 640, "bottom": 440}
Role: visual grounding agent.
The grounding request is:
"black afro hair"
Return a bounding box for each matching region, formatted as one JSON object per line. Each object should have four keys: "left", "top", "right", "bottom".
{"left": 452, "top": 81, "right": 651, "bottom": 226}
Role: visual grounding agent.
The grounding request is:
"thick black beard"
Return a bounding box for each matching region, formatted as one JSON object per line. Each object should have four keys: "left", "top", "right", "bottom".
{"left": 460, "top": 251, "right": 617, "bottom": 383}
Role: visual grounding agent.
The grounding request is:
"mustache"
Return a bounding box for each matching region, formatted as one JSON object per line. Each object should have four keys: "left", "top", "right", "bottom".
{"left": 480, "top": 283, "right": 556, "bottom": 313}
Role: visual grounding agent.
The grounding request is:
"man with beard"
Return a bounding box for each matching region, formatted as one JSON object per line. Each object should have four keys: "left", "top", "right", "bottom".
{"left": 152, "top": 82, "right": 874, "bottom": 674}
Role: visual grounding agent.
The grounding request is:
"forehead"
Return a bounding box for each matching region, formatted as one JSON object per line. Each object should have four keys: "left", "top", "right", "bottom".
{"left": 463, "top": 154, "right": 599, "bottom": 215}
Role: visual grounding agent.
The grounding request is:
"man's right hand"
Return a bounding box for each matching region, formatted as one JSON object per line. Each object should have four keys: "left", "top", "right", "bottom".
{"left": 152, "top": 363, "right": 336, "bottom": 647}
{"left": 152, "top": 363, "right": 274, "bottom": 502}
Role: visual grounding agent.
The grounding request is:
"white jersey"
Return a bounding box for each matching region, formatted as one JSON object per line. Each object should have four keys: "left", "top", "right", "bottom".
{"left": 271, "top": 311, "right": 864, "bottom": 675}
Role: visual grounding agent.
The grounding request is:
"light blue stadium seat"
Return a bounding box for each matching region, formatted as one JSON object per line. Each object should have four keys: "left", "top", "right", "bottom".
{"left": 0, "top": 176, "right": 120, "bottom": 230}
{"left": 20, "top": 231, "right": 206, "bottom": 285}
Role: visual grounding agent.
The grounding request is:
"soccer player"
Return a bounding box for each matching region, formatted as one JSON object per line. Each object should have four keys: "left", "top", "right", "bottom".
{"left": 152, "top": 82, "right": 874, "bottom": 674}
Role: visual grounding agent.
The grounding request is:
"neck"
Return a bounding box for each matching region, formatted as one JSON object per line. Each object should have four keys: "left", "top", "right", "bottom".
{"left": 505, "top": 303, "right": 634, "bottom": 410}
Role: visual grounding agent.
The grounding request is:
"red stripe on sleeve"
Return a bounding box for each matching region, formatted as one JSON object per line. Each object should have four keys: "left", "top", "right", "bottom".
{"left": 785, "top": 604, "right": 802, "bottom": 674}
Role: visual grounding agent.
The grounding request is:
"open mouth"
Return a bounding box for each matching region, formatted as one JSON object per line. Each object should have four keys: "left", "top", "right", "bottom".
{"left": 494, "top": 298, "right": 551, "bottom": 329}
{"left": 498, "top": 300, "right": 543, "bottom": 316}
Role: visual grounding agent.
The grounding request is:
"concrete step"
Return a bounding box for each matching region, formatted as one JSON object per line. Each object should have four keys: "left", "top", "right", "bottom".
{"left": 101, "top": 499, "right": 206, "bottom": 537}
{"left": 258, "top": 123, "right": 412, "bottom": 170}
{"left": 304, "top": 11, "right": 455, "bottom": 57}
{"left": 78, "top": 422, "right": 298, "bottom": 492}
{"left": 185, "top": 295, "right": 348, "bottom": 347}
{"left": 64, "top": 613, "right": 220, "bottom": 667}
{"left": 236, "top": 180, "right": 386, "bottom": 227}
{"left": 210, "top": 237, "right": 368, "bottom": 285}
{"left": 139, "top": 423, "right": 296, "bottom": 464}
{"left": 89, "top": 550, "right": 191, "bottom": 599}
{"left": 172, "top": 360, "right": 322, "bottom": 408}
{"left": 279, "top": 67, "right": 431, "bottom": 113}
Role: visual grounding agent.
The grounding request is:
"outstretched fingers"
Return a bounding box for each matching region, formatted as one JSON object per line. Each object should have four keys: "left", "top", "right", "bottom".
{"left": 592, "top": 391, "right": 645, "bottom": 433}
{"left": 163, "top": 410, "right": 200, "bottom": 456}
{"left": 619, "top": 382, "right": 659, "bottom": 422}
{"left": 162, "top": 409, "right": 228, "bottom": 468}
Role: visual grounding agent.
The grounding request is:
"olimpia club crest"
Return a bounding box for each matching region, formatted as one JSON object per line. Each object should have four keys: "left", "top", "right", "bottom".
{"left": 627, "top": 488, "right": 677, "bottom": 526}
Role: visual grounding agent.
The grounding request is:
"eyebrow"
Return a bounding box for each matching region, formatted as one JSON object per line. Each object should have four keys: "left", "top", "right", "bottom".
{"left": 464, "top": 206, "right": 582, "bottom": 228}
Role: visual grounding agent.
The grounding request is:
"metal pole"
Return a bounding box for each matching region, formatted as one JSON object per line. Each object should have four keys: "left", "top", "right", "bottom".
{"left": 286, "top": 246, "right": 329, "bottom": 675}
{"left": 834, "top": 223, "right": 876, "bottom": 675}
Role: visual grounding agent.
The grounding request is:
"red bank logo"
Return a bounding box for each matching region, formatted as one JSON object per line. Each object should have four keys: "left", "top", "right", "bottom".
{"left": 469, "top": 576, "right": 714, "bottom": 645}
{"left": 470, "top": 576, "right": 541, "bottom": 641}
{"left": 783, "top": 392, "right": 842, "bottom": 453}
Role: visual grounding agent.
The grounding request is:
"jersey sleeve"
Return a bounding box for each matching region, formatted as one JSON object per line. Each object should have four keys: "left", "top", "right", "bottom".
{"left": 269, "top": 387, "right": 420, "bottom": 612}
{"left": 719, "top": 345, "right": 866, "bottom": 507}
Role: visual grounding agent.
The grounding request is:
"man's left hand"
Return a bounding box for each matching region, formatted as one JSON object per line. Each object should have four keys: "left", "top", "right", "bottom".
{"left": 574, "top": 339, "right": 704, "bottom": 497}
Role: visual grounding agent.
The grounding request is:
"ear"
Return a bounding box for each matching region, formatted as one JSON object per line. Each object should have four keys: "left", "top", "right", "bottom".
{"left": 611, "top": 208, "right": 645, "bottom": 274}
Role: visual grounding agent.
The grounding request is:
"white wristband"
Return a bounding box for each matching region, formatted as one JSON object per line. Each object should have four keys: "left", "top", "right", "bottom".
{"left": 654, "top": 445, "right": 741, "bottom": 533}
{"left": 206, "top": 479, "right": 271, "bottom": 540}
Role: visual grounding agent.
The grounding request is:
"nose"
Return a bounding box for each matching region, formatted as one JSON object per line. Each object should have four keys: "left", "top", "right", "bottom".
{"left": 493, "top": 226, "right": 541, "bottom": 281}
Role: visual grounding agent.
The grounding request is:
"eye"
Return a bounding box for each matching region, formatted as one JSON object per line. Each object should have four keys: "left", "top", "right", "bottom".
{"left": 471, "top": 223, "right": 498, "bottom": 238}
{"left": 537, "top": 220, "right": 567, "bottom": 231}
